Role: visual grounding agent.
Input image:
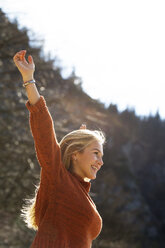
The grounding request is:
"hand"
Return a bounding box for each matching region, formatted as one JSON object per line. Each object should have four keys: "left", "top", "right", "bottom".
{"left": 13, "top": 50, "right": 35, "bottom": 82}
{"left": 79, "top": 124, "right": 86, "bottom": 130}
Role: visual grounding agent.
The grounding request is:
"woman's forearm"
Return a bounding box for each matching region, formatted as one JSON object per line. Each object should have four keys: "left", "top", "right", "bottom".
{"left": 13, "top": 50, "right": 41, "bottom": 105}
{"left": 25, "top": 82, "right": 41, "bottom": 105}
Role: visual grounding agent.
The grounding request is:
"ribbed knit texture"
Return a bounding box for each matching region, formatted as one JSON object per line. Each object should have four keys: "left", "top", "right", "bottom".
{"left": 25, "top": 96, "right": 102, "bottom": 248}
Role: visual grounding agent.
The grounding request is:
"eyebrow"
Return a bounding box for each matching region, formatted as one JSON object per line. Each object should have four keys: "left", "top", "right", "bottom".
{"left": 92, "top": 148, "right": 104, "bottom": 156}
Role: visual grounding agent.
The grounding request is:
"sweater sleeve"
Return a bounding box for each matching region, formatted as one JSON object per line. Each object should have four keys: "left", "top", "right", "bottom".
{"left": 25, "top": 96, "right": 62, "bottom": 182}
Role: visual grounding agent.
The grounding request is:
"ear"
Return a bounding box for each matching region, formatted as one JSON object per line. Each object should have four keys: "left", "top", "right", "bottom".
{"left": 79, "top": 124, "right": 86, "bottom": 130}
{"left": 71, "top": 152, "right": 77, "bottom": 161}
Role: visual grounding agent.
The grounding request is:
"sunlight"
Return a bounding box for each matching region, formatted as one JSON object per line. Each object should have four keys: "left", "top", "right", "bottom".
{"left": 1, "top": 0, "right": 165, "bottom": 118}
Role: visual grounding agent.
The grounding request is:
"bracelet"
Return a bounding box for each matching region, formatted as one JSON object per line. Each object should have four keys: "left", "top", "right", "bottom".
{"left": 23, "top": 79, "right": 36, "bottom": 87}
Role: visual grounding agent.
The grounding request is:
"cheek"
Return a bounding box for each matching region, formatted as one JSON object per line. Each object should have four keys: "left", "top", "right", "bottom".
{"left": 91, "top": 154, "right": 97, "bottom": 161}
{"left": 85, "top": 155, "right": 94, "bottom": 164}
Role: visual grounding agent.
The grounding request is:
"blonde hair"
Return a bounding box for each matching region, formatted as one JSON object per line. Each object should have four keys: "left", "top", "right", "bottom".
{"left": 59, "top": 129, "right": 105, "bottom": 172}
{"left": 21, "top": 128, "right": 105, "bottom": 230}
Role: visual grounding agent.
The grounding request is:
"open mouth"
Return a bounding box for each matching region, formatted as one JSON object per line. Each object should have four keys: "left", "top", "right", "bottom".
{"left": 91, "top": 165, "right": 98, "bottom": 172}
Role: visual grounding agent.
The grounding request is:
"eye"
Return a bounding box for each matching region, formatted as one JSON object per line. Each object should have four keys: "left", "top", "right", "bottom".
{"left": 94, "top": 152, "right": 99, "bottom": 155}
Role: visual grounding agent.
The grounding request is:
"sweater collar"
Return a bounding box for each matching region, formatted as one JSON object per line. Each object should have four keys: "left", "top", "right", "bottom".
{"left": 71, "top": 172, "right": 91, "bottom": 193}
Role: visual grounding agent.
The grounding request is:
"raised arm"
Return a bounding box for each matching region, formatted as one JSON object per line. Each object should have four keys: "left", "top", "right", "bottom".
{"left": 13, "top": 50, "right": 62, "bottom": 181}
{"left": 13, "top": 50, "right": 40, "bottom": 105}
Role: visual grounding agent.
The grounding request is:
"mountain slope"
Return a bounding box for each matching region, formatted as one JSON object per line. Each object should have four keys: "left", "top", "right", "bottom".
{"left": 0, "top": 8, "right": 165, "bottom": 248}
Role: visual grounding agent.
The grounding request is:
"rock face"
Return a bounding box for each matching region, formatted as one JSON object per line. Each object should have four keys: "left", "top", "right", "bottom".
{"left": 0, "top": 8, "right": 165, "bottom": 248}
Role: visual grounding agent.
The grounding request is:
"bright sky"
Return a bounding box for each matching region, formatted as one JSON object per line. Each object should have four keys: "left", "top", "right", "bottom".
{"left": 1, "top": 0, "right": 165, "bottom": 119}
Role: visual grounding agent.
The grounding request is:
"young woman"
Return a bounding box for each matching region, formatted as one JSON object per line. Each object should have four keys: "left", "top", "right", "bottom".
{"left": 13, "top": 50, "right": 105, "bottom": 248}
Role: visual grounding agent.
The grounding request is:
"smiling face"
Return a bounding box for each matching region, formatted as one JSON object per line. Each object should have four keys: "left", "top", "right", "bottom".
{"left": 71, "top": 140, "right": 104, "bottom": 181}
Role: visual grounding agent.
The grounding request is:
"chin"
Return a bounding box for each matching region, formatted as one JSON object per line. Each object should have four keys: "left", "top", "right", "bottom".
{"left": 84, "top": 170, "right": 97, "bottom": 181}
{"left": 88, "top": 173, "right": 96, "bottom": 180}
{"left": 84, "top": 173, "right": 95, "bottom": 181}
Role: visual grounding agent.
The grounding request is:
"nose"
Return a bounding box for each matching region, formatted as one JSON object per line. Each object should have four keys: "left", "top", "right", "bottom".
{"left": 98, "top": 157, "right": 104, "bottom": 167}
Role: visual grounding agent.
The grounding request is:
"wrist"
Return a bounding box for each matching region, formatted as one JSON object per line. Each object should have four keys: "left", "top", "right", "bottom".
{"left": 23, "top": 75, "right": 34, "bottom": 83}
{"left": 23, "top": 79, "right": 36, "bottom": 88}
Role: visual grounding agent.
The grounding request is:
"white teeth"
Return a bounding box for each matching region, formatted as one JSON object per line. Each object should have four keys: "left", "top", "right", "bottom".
{"left": 91, "top": 166, "right": 97, "bottom": 170}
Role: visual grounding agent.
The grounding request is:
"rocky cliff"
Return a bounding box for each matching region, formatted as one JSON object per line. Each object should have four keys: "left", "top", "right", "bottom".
{"left": 0, "top": 9, "right": 165, "bottom": 248}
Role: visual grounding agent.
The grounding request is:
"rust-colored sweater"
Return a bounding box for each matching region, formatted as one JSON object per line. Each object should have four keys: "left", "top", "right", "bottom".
{"left": 25, "top": 96, "right": 102, "bottom": 248}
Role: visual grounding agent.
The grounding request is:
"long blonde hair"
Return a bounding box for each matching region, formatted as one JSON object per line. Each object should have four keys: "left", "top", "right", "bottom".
{"left": 21, "top": 128, "right": 105, "bottom": 230}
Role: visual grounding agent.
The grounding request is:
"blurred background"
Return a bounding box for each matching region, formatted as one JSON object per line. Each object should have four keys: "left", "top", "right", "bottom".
{"left": 0, "top": 1, "right": 165, "bottom": 247}
{"left": 1, "top": 0, "right": 165, "bottom": 118}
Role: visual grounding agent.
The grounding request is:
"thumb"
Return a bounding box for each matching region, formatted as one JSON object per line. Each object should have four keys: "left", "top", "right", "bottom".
{"left": 28, "top": 55, "right": 34, "bottom": 64}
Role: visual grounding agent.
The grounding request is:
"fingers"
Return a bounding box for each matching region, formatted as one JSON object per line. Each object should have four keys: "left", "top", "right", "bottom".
{"left": 22, "top": 50, "right": 28, "bottom": 63}
{"left": 13, "top": 50, "right": 35, "bottom": 79}
{"left": 13, "top": 50, "right": 26, "bottom": 62}
{"left": 13, "top": 50, "right": 33, "bottom": 66}
{"left": 28, "top": 55, "right": 34, "bottom": 64}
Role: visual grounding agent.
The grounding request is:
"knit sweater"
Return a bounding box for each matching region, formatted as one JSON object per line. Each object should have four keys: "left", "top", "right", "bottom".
{"left": 25, "top": 96, "right": 102, "bottom": 248}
